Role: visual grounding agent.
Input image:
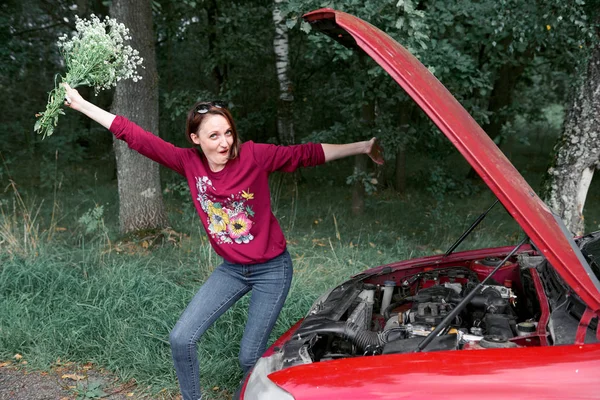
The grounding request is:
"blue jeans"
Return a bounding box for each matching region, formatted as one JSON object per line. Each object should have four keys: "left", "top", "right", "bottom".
{"left": 169, "top": 250, "right": 293, "bottom": 400}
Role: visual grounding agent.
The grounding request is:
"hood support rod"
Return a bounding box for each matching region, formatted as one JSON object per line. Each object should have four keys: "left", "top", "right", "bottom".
{"left": 444, "top": 199, "right": 499, "bottom": 257}
{"left": 416, "top": 235, "right": 529, "bottom": 352}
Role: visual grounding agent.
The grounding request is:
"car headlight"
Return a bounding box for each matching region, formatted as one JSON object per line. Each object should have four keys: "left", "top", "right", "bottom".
{"left": 242, "top": 352, "right": 294, "bottom": 400}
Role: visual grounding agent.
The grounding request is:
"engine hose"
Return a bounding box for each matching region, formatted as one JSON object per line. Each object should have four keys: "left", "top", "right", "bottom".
{"left": 351, "top": 329, "right": 385, "bottom": 350}
{"left": 383, "top": 297, "right": 411, "bottom": 320}
{"left": 344, "top": 323, "right": 406, "bottom": 351}
{"left": 296, "top": 320, "right": 406, "bottom": 352}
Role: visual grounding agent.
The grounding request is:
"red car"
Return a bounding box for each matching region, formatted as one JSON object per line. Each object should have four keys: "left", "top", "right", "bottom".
{"left": 240, "top": 9, "right": 600, "bottom": 399}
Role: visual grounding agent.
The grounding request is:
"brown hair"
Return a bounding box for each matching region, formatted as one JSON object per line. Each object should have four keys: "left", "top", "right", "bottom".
{"left": 185, "top": 102, "right": 241, "bottom": 160}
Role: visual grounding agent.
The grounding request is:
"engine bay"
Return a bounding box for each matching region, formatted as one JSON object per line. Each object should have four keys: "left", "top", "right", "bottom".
{"left": 279, "top": 253, "right": 547, "bottom": 368}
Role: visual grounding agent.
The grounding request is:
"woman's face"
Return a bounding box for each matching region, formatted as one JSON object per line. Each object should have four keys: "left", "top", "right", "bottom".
{"left": 191, "top": 114, "right": 234, "bottom": 172}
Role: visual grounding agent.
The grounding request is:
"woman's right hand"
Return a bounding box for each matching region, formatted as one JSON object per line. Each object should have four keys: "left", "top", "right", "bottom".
{"left": 61, "top": 83, "right": 85, "bottom": 111}
{"left": 60, "top": 82, "right": 116, "bottom": 129}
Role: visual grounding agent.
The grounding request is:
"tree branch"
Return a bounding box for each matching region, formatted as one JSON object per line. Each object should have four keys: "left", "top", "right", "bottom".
{"left": 12, "top": 22, "right": 68, "bottom": 37}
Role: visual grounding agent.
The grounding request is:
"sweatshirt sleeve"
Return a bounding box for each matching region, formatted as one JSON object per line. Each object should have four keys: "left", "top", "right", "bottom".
{"left": 110, "top": 115, "right": 187, "bottom": 176}
{"left": 249, "top": 141, "right": 326, "bottom": 173}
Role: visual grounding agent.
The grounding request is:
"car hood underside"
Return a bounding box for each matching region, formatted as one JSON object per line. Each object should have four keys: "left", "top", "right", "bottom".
{"left": 303, "top": 8, "right": 600, "bottom": 310}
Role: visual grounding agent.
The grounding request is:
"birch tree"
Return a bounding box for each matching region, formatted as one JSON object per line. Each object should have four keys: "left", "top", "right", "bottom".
{"left": 544, "top": 41, "right": 600, "bottom": 235}
{"left": 273, "top": 0, "right": 294, "bottom": 145}
{"left": 110, "top": 0, "right": 169, "bottom": 233}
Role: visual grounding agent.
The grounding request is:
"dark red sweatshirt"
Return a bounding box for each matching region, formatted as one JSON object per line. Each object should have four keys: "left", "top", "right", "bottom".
{"left": 110, "top": 116, "right": 325, "bottom": 264}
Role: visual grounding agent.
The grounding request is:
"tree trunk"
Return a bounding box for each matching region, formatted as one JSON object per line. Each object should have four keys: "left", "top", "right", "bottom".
{"left": 110, "top": 0, "right": 169, "bottom": 234}
{"left": 543, "top": 43, "right": 600, "bottom": 236}
{"left": 206, "top": 0, "right": 225, "bottom": 93}
{"left": 395, "top": 148, "right": 406, "bottom": 193}
{"left": 467, "top": 48, "right": 532, "bottom": 179}
{"left": 351, "top": 154, "right": 368, "bottom": 215}
{"left": 273, "top": 0, "right": 294, "bottom": 145}
{"left": 352, "top": 99, "right": 375, "bottom": 215}
{"left": 483, "top": 61, "right": 528, "bottom": 145}
{"left": 394, "top": 103, "right": 412, "bottom": 194}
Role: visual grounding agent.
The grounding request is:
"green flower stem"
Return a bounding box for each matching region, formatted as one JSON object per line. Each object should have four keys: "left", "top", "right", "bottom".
{"left": 34, "top": 79, "right": 67, "bottom": 139}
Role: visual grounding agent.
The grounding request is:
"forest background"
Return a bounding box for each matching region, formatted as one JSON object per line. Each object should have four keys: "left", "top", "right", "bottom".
{"left": 1, "top": 0, "right": 599, "bottom": 398}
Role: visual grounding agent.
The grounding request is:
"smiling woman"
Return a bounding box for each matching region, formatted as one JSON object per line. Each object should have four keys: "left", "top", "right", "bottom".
{"left": 60, "top": 82, "right": 383, "bottom": 400}
{"left": 185, "top": 101, "right": 239, "bottom": 172}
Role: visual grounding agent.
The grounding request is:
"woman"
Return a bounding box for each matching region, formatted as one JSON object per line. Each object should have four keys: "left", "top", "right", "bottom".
{"left": 62, "top": 83, "right": 383, "bottom": 400}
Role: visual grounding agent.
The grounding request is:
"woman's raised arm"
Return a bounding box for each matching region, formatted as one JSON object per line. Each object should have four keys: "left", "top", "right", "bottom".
{"left": 322, "top": 137, "right": 384, "bottom": 165}
{"left": 62, "top": 83, "right": 116, "bottom": 129}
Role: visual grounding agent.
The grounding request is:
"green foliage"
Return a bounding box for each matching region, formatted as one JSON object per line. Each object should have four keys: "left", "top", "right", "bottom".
{"left": 426, "top": 165, "right": 481, "bottom": 202}
{"left": 345, "top": 168, "right": 378, "bottom": 195}
{"left": 72, "top": 381, "right": 108, "bottom": 399}
{"left": 164, "top": 180, "right": 190, "bottom": 198}
{"left": 78, "top": 205, "right": 107, "bottom": 235}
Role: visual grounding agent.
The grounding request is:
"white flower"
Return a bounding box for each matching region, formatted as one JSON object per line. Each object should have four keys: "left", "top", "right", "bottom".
{"left": 58, "top": 15, "right": 143, "bottom": 92}
{"left": 36, "top": 15, "right": 144, "bottom": 138}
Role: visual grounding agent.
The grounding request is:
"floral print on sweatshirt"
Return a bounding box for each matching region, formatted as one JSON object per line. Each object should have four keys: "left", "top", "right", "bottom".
{"left": 195, "top": 176, "right": 255, "bottom": 245}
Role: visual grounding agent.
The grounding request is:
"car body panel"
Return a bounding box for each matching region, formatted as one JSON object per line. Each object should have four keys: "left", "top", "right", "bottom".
{"left": 303, "top": 8, "right": 600, "bottom": 311}
{"left": 356, "top": 244, "right": 532, "bottom": 280}
{"left": 268, "top": 342, "right": 600, "bottom": 399}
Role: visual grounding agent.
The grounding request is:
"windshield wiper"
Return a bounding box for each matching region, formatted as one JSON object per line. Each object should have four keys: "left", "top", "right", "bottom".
{"left": 416, "top": 236, "right": 529, "bottom": 353}
{"left": 444, "top": 199, "right": 499, "bottom": 257}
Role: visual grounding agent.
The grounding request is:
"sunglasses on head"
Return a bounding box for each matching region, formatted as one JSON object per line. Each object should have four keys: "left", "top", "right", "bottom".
{"left": 195, "top": 101, "right": 227, "bottom": 114}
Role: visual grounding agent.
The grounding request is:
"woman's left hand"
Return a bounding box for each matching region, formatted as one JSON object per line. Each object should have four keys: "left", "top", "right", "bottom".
{"left": 366, "top": 137, "right": 384, "bottom": 165}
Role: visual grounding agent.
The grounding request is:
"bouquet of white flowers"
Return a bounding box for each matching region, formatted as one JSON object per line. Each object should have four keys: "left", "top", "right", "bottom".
{"left": 35, "top": 14, "right": 143, "bottom": 138}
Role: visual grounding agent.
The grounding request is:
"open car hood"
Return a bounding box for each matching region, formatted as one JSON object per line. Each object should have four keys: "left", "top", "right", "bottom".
{"left": 303, "top": 8, "right": 600, "bottom": 311}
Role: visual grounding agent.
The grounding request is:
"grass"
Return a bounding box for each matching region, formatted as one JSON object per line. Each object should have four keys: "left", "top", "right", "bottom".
{"left": 2, "top": 136, "right": 600, "bottom": 399}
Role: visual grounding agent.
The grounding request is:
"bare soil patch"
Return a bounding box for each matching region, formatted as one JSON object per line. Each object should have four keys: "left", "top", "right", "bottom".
{"left": 0, "top": 358, "right": 143, "bottom": 400}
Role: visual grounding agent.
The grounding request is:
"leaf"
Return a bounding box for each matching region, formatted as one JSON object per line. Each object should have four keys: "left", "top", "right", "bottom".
{"left": 285, "top": 17, "right": 297, "bottom": 30}
{"left": 241, "top": 190, "right": 254, "bottom": 200}
{"left": 245, "top": 205, "right": 255, "bottom": 217}
{"left": 86, "top": 388, "right": 107, "bottom": 398}
{"left": 34, "top": 119, "right": 42, "bottom": 132}
{"left": 87, "top": 381, "right": 101, "bottom": 390}
{"left": 62, "top": 373, "right": 85, "bottom": 381}
{"left": 300, "top": 21, "right": 311, "bottom": 34}
{"left": 396, "top": 17, "right": 405, "bottom": 30}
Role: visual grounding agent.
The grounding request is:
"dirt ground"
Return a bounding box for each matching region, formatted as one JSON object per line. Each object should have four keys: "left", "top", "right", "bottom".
{"left": 0, "top": 357, "right": 149, "bottom": 400}
{"left": 0, "top": 357, "right": 236, "bottom": 400}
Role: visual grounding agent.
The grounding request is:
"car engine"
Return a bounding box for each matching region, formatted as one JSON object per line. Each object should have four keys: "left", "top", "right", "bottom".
{"left": 279, "top": 260, "right": 541, "bottom": 368}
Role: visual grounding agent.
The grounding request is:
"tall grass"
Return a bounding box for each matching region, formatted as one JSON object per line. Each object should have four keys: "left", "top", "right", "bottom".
{"left": 0, "top": 180, "right": 43, "bottom": 258}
